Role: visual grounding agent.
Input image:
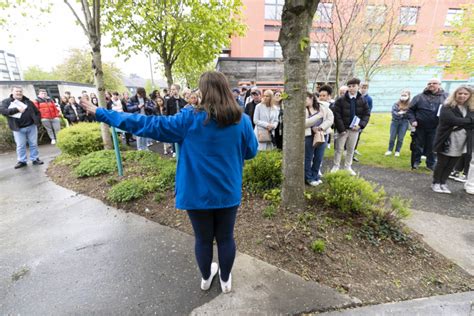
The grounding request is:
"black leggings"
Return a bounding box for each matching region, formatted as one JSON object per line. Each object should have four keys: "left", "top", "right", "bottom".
{"left": 433, "top": 153, "right": 461, "bottom": 184}
{"left": 187, "top": 206, "right": 238, "bottom": 282}
{"left": 454, "top": 153, "right": 472, "bottom": 174}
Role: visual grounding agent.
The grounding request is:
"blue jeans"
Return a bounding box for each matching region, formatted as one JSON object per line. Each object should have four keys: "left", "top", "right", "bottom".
{"left": 388, "top": 120, "right": 409, "bottom": 152}
{"left": 305, "top": 136, "right": 327, "bottom": 182}
{"left": 187, "top": 206, "right": 238, "bottom": 282}
{"left": 136, "top": 136, "right": 148, "bottom": 150}
{"left": 13, "top": 124, "right": 39, "bottom": 163}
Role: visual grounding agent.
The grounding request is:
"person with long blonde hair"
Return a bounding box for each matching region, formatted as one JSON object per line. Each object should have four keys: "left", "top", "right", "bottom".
{"left": 432, "top": 85, "right": 474, "bottom": 194}
{"left": 385, "top": 90, "right": 411, "bottom": 156}
{"left": 80, "top": 71, "right": 258, "bottom": 293}
{"left": 253, "top": 89, "right": 279, "bottom": 151}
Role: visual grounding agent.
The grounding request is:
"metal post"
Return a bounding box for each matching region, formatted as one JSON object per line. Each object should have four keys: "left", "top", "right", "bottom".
{"left": 111, "top": 127, "right": 123, "bottom": 176}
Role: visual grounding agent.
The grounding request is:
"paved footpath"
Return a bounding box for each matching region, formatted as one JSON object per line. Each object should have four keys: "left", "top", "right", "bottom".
{"left": 0, "top": 145, "right": 355, "bottom": 315}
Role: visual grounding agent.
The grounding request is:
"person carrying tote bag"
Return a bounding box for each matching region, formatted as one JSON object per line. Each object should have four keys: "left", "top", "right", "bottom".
{"left": 253, "top": 89, "right": 279, "bottom": 151}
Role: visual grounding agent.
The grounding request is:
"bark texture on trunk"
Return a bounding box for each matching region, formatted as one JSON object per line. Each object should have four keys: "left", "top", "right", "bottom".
{"left": 164, "top": 61, "right": 174, "bottom": 89}
{"left": 278, "top": 0, "right": 319, "bottom": 211}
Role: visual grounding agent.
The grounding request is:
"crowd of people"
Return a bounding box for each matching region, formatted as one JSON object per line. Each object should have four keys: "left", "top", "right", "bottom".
{"left": 1, "top": 71, "right": 473, "bottom": 296}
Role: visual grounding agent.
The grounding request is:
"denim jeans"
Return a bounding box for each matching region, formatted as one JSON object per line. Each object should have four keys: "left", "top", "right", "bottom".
{"left": 305, "top": 136, "right": 327, "bottom": 182}
{"left": 136, "top": 136, "right": 148, "bottom": 151}
{"left": 13, "top": 124, "right": 39, "bottom": 162}
{"left": 388, "top": 120, "right": 409, "bottom": 152}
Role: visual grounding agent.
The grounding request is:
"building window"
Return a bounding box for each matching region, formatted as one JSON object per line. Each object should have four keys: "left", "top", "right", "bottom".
{"left": 366, "top": 5, "right": 386, "bottom": 25}
{"left": 399, "top": 6, "right": 419, "bottom": 26}
{"left": 364, "top": 43, "right": 382, "bottom": 61}
{"left": 392, "top": 44, "right": 411, "bottom": 61}
{"left": 400, "top": 30, "right": 416, "bottom": 35}
{"left": 264, "top": 25, "right": 281, "bottom": 32}
{"left": 445, "top": 8, "right": 463, "bottom": 27}
{"left": 264, "top": 41, "right": 282, "bottom": 58}
{"left": 310, "top": 43, "right": 329, "bottom": 59}
{"left": 437, "top": 45, "right": 455, "bottom": 62}
{"left": 265, "top": 0, "right": 284, "bottom": 21}
{"left": 315, "top": 3, "right": 333, "bottom": 23}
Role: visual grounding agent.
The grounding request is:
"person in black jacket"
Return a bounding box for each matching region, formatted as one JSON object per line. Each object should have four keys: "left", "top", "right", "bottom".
{"left": 331, "top": 78, "right": 370, "bottom": 175}
{"left": 431, "top": 86, "right": 473, "bottom": 194}
{"left": 165, "top": 84, "right": 187, "bottom": 116}
{"left": 244, "top": 90, "right": 261, "bottom": 129}
{"left": 407, "top": 79, "right": 448, "bottom": 170}
{"left": 64, "top": 97, "right": 87, "bottom": 124}
{"left": 0, "top": 86, "right": 44, "bottom": 168}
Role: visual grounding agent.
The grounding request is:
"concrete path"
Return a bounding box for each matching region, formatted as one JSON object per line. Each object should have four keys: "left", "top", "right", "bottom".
{"left": 319, "top": 291, "right": 474, "bottom": 316}
{"left": 0, "top": 145, "right": 355, "bottom": 314}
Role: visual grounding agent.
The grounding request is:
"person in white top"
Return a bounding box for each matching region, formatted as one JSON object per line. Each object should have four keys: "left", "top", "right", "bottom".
{"left": 253, "top": 89, "right": 279, "bottom": 151}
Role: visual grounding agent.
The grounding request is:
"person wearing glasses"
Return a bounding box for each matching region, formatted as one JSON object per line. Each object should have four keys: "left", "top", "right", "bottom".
{"left": 407, "top": 79, "right": 448, "bottom": 171}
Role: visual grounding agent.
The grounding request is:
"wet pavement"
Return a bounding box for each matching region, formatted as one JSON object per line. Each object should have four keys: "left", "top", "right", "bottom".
{"left": 0, "top": 145, "right": 355, "bottom": 314}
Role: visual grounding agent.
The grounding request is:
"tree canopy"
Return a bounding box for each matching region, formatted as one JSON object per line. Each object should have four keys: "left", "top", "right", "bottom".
{"left": 444, "top": 3, "right": 474, "bottom": 77}
{"left": 102, "top": 0, "right": 246, "bottom": 87}
{"left": 23, "top": 49, "right": 126, "bottom": 92}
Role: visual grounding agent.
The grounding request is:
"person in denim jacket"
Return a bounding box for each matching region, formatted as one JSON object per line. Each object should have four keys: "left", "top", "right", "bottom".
{"left": 385, "top": 90, "right": 411, "bottom": 157}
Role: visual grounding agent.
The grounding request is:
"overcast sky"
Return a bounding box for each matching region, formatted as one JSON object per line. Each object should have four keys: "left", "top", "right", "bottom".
{"left": 0, "top": 0, "right": 160, "bottom": 81}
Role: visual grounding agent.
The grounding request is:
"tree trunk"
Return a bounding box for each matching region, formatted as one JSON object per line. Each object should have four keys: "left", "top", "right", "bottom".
{"left": 163, "top": 61, "right": 174, "bottom": 88}
{"left": 279, "top": 0, "right": 319, "bottom": 211}
{"left": 91, "top": 43, "right": 113, "bottom": 150}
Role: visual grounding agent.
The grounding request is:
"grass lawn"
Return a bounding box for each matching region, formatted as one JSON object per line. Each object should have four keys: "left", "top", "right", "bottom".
{"left": 325, "top": 113, "right": 429, "bottom": 173}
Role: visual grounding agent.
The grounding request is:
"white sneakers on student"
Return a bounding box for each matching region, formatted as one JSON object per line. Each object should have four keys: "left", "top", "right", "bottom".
{"left": 431, "top": 183, "right": 444, "bottom": 193}
{"left": 394, "top": 152, "right": 400, "bottom": 157}
{"left": 345, "top": 168, "right": 357, "bottom": 176}
{"left": 201, "top": 262, "right": 218, "bottom": 290}
{"left": 384, "top": 151, "right": 392, "bottom": 156}
{"left": 219, "top": 270, "right": 232, "bottom": 294}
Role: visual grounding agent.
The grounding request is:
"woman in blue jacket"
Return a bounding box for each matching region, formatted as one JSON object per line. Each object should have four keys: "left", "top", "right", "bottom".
{"left": 81, "top": 71, "right": 258, "bottom": 294}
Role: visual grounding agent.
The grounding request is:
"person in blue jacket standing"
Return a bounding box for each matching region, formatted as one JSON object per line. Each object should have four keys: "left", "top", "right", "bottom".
{"left": 81, "top": 71, "right": 258, "bottom": 294}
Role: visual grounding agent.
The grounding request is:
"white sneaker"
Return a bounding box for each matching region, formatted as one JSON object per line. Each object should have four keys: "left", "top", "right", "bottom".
{"left": 384, "top": 151, "right": 392, "bottom": 156}
{"left": 454, "top": 174, "right": 467, "bottom": 183}
{"left": 201, "top": 262, "right": 218, "bottom": 290}
{"left": 431, "top": 183, "right": 444, "bottom": 193}
{"left": 51, "top": 139, "right": 56, "bottom": 145}
{"left": 219, "top": 270, "right": 232, "bottom": 294}
{"left": 394, "top": 152, "right": 400, "bottom": 157}
{"left": 421, "top": 155, "right": 427, "bottom": 160}
{"left": 309, "top": 180, "right": 321, "bottom": 187}
{"left": 354, "top": 150, "right": 361, "bottom": 156}
{"left": 465, "top": 188, "right": 474, "bottom": 195}
{"left": 440, "top": 184, "right": 451, "bottom": 194}
{"left": 330, "top": 166, "right": 339, "bottom": 173}
{"left": 172, "top": 152, "right": 176, "bottom": 158}
{"left": 345, "top": 168, "right": 356, "bottom": 176}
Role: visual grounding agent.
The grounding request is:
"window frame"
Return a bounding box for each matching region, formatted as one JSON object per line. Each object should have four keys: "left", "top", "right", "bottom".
{"left": 399, "top": 6, "right": 419, "bottom": 26}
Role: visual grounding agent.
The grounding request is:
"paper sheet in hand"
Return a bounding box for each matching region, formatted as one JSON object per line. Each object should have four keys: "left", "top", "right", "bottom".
{"left": 8, "top": 100, "right": 27, "bottom": 119}
{"left": 349, "top": 115, "right": 360, "bottom": 129}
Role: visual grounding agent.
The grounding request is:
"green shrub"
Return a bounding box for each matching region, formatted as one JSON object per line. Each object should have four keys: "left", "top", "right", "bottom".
{"left": 56, "top": 122, "right": 103, "bottom": 156}
{"left": 73, "top": 150, "right": 116, "bottom": 177}
{"left": 53, "top": 153, "right": 80, "bottom": 167}
{"left": 263, "top": 188, "right": 281, "bottom": 205}
{"left": 108, "top": 178, "right": 147, "bottom": 203}
{"left": 243, "top": 151, "right": 282, "bottom": 193}
{"left": 316, "top": 171, "right": 385, "bottom": 217}
{"left": 310, "top": 239, "right": 326, "bottom": 253}
{"left": 263, "top": 205, "right": 277, "bottom": 219}
{"left": 390, "top": 196, "right": 412, "bottom": 219}
{"left": 0, "top": 115, "right": 15, "bottom": 152}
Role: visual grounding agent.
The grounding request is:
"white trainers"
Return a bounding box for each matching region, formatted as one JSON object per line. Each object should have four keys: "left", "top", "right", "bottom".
{"left": 394, "top": 152, "right": 400, "bottom": 157}
{"left": 330, "top": 166, "right": 339, "bottom": 173}
{"left": 309, "top": 180, "right": 321, "bottom": 187}
{"left": 454, "top": 174, "right": 467, "bottom": 183}
{"left": 345, "top": 168, "right": 356, "bottom": 176}
{"left": 51, "top": 139, "right": 56, "bottom": 145}
{"left": 431, "top": 183, "right": 444, "bottom": 193}
{"left": 172, "top": 152, "right": 176, "bottom": 158}
{"left": 440, "top": 184, "right": 452, "bottom": 194}
{"left": 219, "top": 270, "right": 232, "bottom": 294}
{"left": 201, "top": 262, "right": 218, "bottom": 290}
{"left": 384, "top": 151, "right": 392, "bottom": 156}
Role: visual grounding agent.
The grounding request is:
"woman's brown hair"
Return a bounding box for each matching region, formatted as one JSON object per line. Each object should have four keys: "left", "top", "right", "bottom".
{"left": 397, "top": 89, "right": 411, "bottom": 111}
{"left": 199, "top": 71, "right": 242, "bottom": 127}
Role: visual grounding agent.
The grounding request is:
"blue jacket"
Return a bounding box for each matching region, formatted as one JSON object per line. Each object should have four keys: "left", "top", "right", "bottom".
{"left": 391, "top": 103, "right": 409, "bottom": 121}
{"left": 364, "top": 94, "right": 373, "bottom": 113}
{"left": 95, "top": 108, "right": 258, "bottom": 210}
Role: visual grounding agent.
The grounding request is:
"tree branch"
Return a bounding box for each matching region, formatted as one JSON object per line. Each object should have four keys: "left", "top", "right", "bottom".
{"left": 64, "top": 0, "right": 88, "bottom": 35}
